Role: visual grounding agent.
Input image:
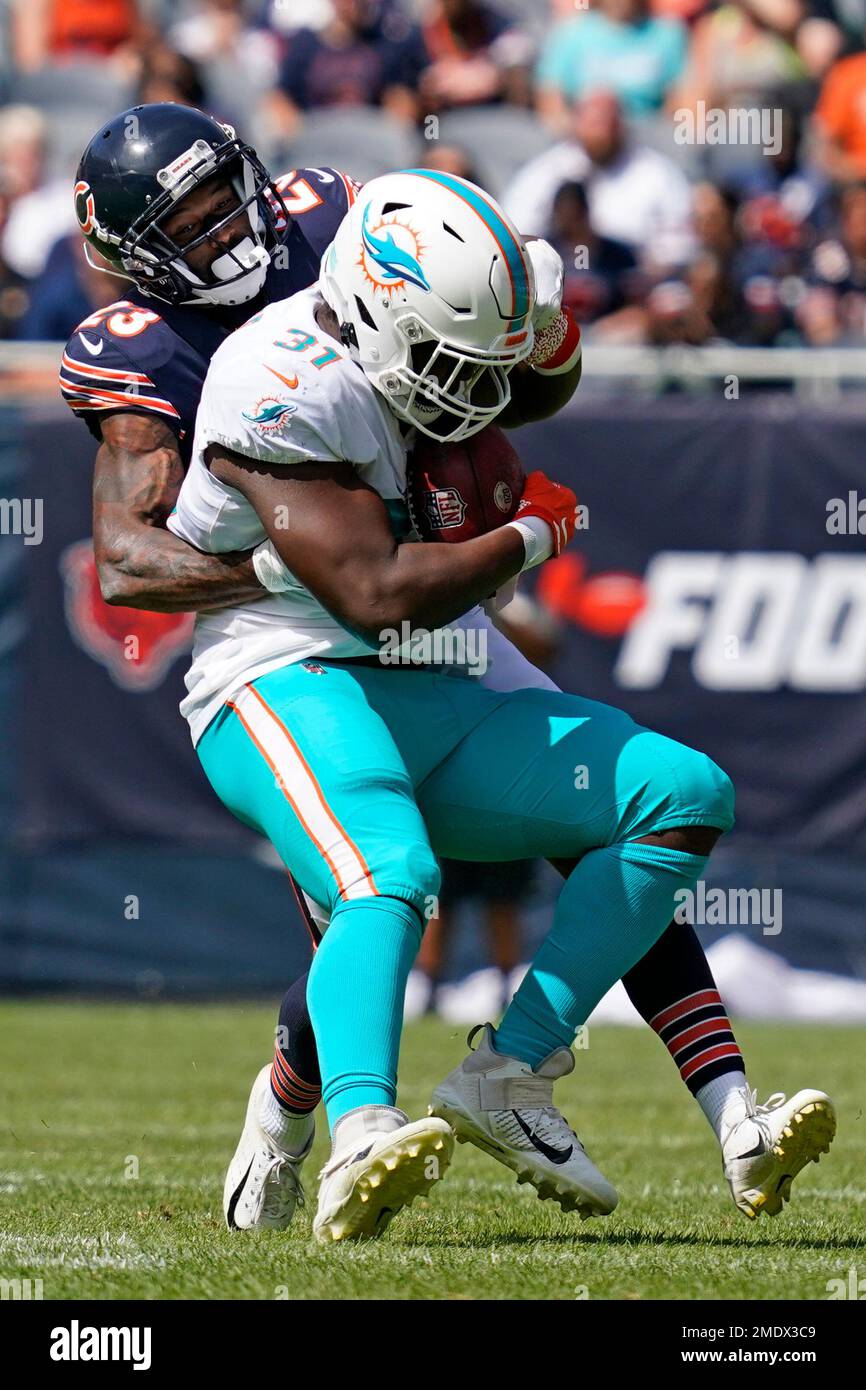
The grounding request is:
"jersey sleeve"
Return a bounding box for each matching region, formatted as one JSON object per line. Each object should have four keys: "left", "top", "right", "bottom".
{"left": 198, "top": 353, "right": 347, "bottom": 468}
{"left": 59, "top": 303, "right": 183, "bottom": 440}
{"left": 272, "top": 166, "right": 361, "bottom": 259}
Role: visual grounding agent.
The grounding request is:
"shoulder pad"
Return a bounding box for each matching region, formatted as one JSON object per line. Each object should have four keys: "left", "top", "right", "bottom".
{"left": 60, "top": 300, "right": 182, "bottom": 424}
{"left": 272, "top": 168, "right": 361, "bottom": 258}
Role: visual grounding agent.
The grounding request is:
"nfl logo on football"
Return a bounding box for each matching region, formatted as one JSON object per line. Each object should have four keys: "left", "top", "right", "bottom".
{"left": 422, "top": 485, "right": 467, "bottom": 532}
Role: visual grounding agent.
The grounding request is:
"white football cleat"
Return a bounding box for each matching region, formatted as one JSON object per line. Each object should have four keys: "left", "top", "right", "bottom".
{"left": 723, "top": 1087, "right": 837, "bottom": 1220}
{"left": 313, "top": 1106, "right": 454, "bottom": 1244}
{"left": 430, "top": 1023, "right": 618, "bottom": 1218}
{"left": 224, "top": 1064, "right": 315, "bottom": 1230}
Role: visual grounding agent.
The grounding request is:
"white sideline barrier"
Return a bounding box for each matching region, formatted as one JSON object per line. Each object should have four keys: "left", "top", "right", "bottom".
{"left": 4, "top": 342, "right": 866, "bottom": 396}
{"left": 407, "top": 935, "right": 866, "bottom": 1024}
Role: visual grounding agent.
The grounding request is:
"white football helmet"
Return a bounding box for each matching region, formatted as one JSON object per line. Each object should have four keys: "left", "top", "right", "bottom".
{"left": 319, "top": 169, "right": 536, "bottom": 441}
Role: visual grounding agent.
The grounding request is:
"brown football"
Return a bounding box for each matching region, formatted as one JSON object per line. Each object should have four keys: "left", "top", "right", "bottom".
{"left": 407, "top": 426, "right": 525, "bottom": 544}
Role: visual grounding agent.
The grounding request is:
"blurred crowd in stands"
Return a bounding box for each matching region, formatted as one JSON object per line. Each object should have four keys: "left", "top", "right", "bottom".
{"left": 4, "top": 0, "right": 866, "bottom": 346}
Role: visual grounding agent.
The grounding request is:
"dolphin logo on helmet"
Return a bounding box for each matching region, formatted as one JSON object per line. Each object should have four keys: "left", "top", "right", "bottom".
{"left": 321, "top": 170, "right": 536, "bottom": 444}
{"left": 360, "top": 204, "right": 431, "bottom": 294}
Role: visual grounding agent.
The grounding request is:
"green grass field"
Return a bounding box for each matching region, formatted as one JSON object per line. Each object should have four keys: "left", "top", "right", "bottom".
{"left": 1, "top": 1002, "right": 863, "bottom": 1301}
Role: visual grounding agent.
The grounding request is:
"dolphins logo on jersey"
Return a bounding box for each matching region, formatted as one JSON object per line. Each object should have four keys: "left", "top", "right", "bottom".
{"left": 359, "top": 203, "right": 430, "bottom": 296}
{"left": 242, "top": 396, "right": 298, "bottom": 434}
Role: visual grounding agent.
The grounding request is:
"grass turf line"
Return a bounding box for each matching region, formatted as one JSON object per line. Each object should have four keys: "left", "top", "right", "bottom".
{"left": 0, "top": 1002, "right": 863, "bottom": 1300}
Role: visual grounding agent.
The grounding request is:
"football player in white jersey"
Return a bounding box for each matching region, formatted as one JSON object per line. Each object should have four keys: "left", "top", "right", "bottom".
{"left": 166, "top": 170, "right": 760, "bottom": 1243}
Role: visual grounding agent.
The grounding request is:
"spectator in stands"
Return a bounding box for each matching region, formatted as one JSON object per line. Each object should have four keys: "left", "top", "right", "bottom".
{"left": 417, "top": 143, "right": 483, "bottom": 183}
{"left": 690, "top": 182, "right": 789, "bottom": 342}
{"left": 796, "top": 2, "right": 844, "bottom": 80}
{"left": 503, "top": 89, "right": 696, "bottom": 270}
{"left": 724, "top": 104, "right": 827, "bottom": 332}
{"left": 266, "top": 0, "right": 422, "bottom": 139}
{"left": 644, "top": 277, "right": 715, "bottom": 343}
{"left": 803, "top": 0, "right": 866, "bottom": 52}
{"left": 548, "top": 181, "right": 647, "bottom": 339}
{"left": 0, "top": 106, "right": 74, "bottom": 282}
{"left": 169, "top": 0, "right": 281, "bottom": 93}
{"left": 10, "top": 0, "right": 143, "bottom": 71}
{"left": 676, "top": 0, "right": 806, "bottom": 112}
{"left": 536, "top": 0, "right": 688, "bottom": 127}
{"left": 18, "top": 234, "right": 113, "bottom": 341}
{"left": 645, "top": 182, "right": 792, "bottom": 344}
{"left": 652, "top": 0, "right": 709, "bottom": 17}
{"left": 136, "top": 45, "right": 209, "bottom": 109}
{"left": 732, "top": 102, "right": 828, "bottom": 233}
{"left": 0, "top": 106, "right": 46, "bottom": 207}
{"left": 814, "top": 36, "right": 866, "bottom": 181}
{"left": 0, "top": 188, "right": 30, "bottom": 341}
{"left": 413, "top": 0, "right": 535, "bottom": 113}
{"left": 266, "top": 0, "right": 358, "bottom": 38}
{"left": 797, "top": 182, "right": 866, "bottom": 342}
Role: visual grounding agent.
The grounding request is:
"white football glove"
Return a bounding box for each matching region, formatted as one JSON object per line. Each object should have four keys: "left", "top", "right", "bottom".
{"left": 252, "top": 538, "right": 294, "bottom": 593}
{"left": 525, "top": 237, "right": 564, "bottom": 333}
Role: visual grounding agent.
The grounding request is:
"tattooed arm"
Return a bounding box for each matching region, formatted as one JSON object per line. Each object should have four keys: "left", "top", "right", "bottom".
{"left": 93, "top": 412, "right": 266, "bottom": 613}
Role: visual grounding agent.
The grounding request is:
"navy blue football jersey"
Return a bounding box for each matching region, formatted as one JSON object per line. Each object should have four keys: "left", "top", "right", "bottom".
{"left": 59, "top": 168, "right": 359, "bottom": 462}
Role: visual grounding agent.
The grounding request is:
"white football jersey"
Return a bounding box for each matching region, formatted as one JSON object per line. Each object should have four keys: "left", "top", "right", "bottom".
{"left": 171, "top": 285, "right": 530, "bottom": 743}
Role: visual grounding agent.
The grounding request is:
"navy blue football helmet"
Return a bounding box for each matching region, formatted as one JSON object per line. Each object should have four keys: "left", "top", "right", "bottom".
{"left": 74, "top": 103, "right": 289, "bottom": 307}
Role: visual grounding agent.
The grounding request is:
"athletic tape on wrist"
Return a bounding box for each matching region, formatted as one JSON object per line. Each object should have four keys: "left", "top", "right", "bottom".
{"left": 507, "top": 515, "right": 555, "bottom": 571}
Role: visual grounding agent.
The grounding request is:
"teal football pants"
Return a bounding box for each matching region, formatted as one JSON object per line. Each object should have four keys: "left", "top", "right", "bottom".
{"left": 198, "top": 661, "right": 734, "bottom": 1126}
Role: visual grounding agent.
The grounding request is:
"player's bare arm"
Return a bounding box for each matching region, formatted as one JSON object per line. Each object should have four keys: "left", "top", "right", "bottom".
{"left": 94, "top": 412, "right": 264, "bottom": 613}
{"left": 499, "top": 353, "right": 583, "bottom": 428}
{"left": 500, "top": 236, "right": 583, "bottom": 426}
{"left": 205, "top": 448, "right": 528, "bottom": 642}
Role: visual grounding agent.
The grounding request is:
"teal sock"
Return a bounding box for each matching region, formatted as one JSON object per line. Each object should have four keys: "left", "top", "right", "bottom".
{"left": 496, "top": 843, "right": 708, "bottom": 1068}
{"left": 307, "top": 895, "right": 423, "bottom": 1130}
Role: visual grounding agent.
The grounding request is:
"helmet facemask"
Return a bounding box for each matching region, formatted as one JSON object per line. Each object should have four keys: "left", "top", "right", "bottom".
{"left": 371, "top": 311, "right": 530, "bottom": 443}
{"left": 87, "top": 133, "right": 289, "bottom": 307}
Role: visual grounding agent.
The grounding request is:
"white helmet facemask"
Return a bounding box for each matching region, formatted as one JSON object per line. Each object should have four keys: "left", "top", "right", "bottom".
{"left": 383, "top": 313, "right": 515, "bottom": 443}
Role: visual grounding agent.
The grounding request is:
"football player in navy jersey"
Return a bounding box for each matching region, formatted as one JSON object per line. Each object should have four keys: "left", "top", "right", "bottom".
{"left": 61, "top": 103, "right": 361, "bottom": 610}
{"left": 59, "top": 103, "right": 834, "bottom": 1238}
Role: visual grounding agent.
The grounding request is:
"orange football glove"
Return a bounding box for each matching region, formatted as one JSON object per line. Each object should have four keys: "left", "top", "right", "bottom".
{"left": 514, "top": 470, "right": 579, "bottom": 558}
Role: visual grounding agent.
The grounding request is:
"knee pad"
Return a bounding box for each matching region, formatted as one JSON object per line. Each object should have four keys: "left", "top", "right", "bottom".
{"left": 398, "top": 842, "right": 442, "bottom": 926}
{"left": 617, "top": 730, "right": 735, "bottom": 841}
{"left": 321, "top": 838, "right": 441, "bottom": 926}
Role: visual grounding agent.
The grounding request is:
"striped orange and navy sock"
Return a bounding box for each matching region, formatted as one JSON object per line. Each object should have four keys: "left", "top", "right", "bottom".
{"left": 650, "top": 988, "right": 744, "bottom": 1093}
{"left": 270, "top": 1048, "right": 320, "bottom": 1115}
